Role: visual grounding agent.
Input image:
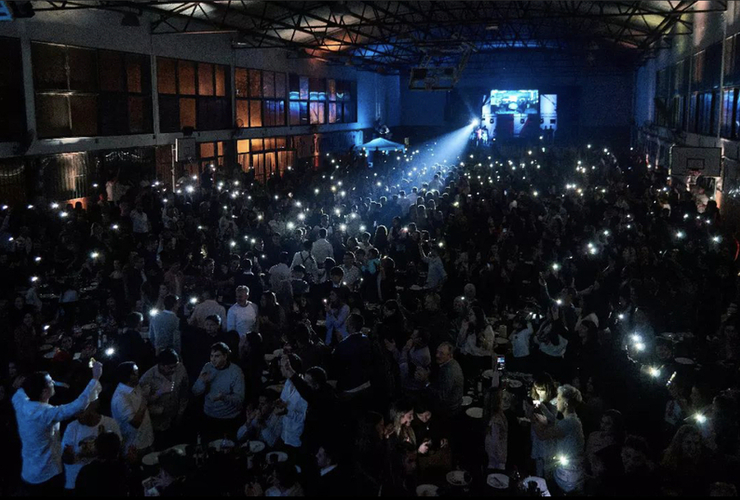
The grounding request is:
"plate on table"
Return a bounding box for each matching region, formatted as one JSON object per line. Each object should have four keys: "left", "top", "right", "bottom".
{"left": 241, "top": 440, "right": 266, "bottom": 453}
{"left": 495, "top": 338, "right": 510, "bottom": 345}
{"left": 482, "top": 369, "right": 495, "bottom": 379}
{"left": 43, "top": 350, "right": 57, "bottom": 359}
{"left": 461, "top": 395, "right": 473, "bottom": 406}
{"left": 40, "top": 344, "right": 53, "bottom": 351}
{"left": 675, "top": 357, "right": 695, "bottom": 365}
{"left": 168, "top": 444, "right": 188, "bottom": 455}
{"left": 521, "top": 476, "right": 551, "bottom": 496}
{"left": 446, "top": 470, "right": 472, "bottom": 487}
{"left": 266, "top": 384, "right": 285, "bottom": 393}
{"left": 142, "top": 451, "right": 160, "bottom": 466}
{"left": 416, "top": 484, "right": 439, "bottom": 497}
{"left": 487, "top": 473, "right": 510, "bottom": 489}
{"left": 505, "top": 379, "right": 523, "bottom": 389}
{"left": 409, "top": 285, "right": 423, "bottom": 291}
{"left": 272, "top": 349, "right": 283, "bottom": 357}
{"left": 266, "top": 451, "right": 288, "bottom": 463}
{"left": 209, "top": 439, "right": 235, "bottom": 452}
{"left": 264, "top": 354, "right": 276, "bottom": 362}
{"left": 81, "top": 323, "right": 98, "bottom": 330}
{"left": 316, "top": 320, "right": 326, "bottom": 326}
{"left": 465, "top": 407, "right": 483, "bottom": 419}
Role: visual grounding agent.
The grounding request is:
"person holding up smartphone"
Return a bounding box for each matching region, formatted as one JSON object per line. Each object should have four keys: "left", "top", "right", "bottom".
{"left": 12, "top": 361, "right": 104, "bottom": 496}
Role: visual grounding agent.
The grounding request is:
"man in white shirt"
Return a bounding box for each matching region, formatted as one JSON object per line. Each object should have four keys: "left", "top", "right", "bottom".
{"left": 278, "top": 355, "right": 308, "bottom": 449}
{"left": 311, "top": 228, "right": 334, "bottom": 266}
{"left": 226, "top": 286, "right": 259, "bottom": 338}
{"left": 12, "top": 362, "right": 103, "bottom": 495}
{"left": 291, "top": 241, "right": 319, "bottom": 284}
{"left": 111, "top": 361, "right": 155, "bottom": 457}
{"left": 188, "top": 289, "right": 226, "bottom": 330}
{"left": 61, "top": 400, "right": 121, "bottom": 492}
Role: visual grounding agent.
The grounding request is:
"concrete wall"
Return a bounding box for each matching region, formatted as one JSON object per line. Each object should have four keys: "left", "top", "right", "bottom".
{"left": 0, "top": 8, "right": 400, "bottom": 158}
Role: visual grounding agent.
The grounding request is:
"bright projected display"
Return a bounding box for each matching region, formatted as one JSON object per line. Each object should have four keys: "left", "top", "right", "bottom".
{"left": 489, "top": 90, "right": 539, "bottom": 114}
{"left": 476, "top": 89, "right": 556, "bottom": 141}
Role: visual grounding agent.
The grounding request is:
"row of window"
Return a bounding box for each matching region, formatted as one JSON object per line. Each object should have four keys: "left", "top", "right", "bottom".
{"left": 0, "top": 38, "right": 357, "bottom": 140}
{"left": 655, "top": 88, "right": 740, "bottom": 139}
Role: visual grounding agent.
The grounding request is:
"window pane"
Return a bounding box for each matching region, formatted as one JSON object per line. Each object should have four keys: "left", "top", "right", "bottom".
{"left": 251, "top": 139, "right": 263, "bottom": 151}
{"left": 329, "top": 103, "right": 337, "bottom": 123}
{"left": 235, "top": 68, "right": 248, "bottom": 98}
{"left": 200, "top": 143, "right": 215, "bottom": 158}
{"left": 157, "top": 58, "right": 177, "bottom": 94}
{"left": 275, "top": 72, "right": 286, "bottom": 98}
{"left": 198, "top": 62, "right": 214, "bottom": 96}
{"left": 262, "top": 101, "right": 272, "bottom": 127}
{"left": 99, "top": 50, "right": 124, "bottom": 92}
{"left": 336, "top": 102, "right": 343, "bottom": 122}
{"left": 32, "top": 43, "right": 67, "bottom": 90}
{"left": 237, "top": 139, "right": 250, "bottom": 154}
{"left": 179, "top": 97, "right": 196, "bottom": 128}
{"left": 275, "top": 137, "right": 286, "bottom": 149}
{"left": 128, "top": 95, "right": 148, "bottom": 133}
{"left": 70, "top": 95, "right": 98, "bottom": 136}
{"left": 236, "top": 100, "right": 249, "bottom": 128}
{"left": 276, "top": 100, "right": 285, "bottom": 126}
{"left": 249, "top": 69, "right": 261, "bottom": 98}
{"left": 310, "top": 102, "right": 325, "bottom": 124}
{"left": 99, "top": 94, "right": 127, "bottom": 135}
{"left": 178, "top": 61, "right": 196, "bottom": 95}
{"left": 300, "top": 101, "right": 309, "bottom": 124}
{"left": 328, "top": 79, "right": 336, "bottom": 101}
{"left": 290, "top": 101, "right": 300, "bottom": 125}
{"left": 249, "top": 100, "right": 262, "bottom": 127}
{"left": 264, "top": 137, "right": 275, "bottom": 150}
{"left": 217, "top": 142, "right": 224, "bottom": 156}
{"left": 126, "top": 55, "right": 144, "bottom": 93}
{"left": 344, "top": 102, "right": 354, "bottom": 122}
{"left": 309, "top": 77, "right": 325, "bottom": 100}
{"left": 262, "top": 71, "right": 275, "bottom": 98}
{"left": 289, "top": 74, "right": 300, "bottom": 100}
{"left": 215, "top": 65, "right": 226, "bottom": 96}
{"left": 68, "top": 48, "right": 97, "bottom": 92}
{"left": 158, "top": 95, "right": 180, "bottom": 132}
{"left": 300, "top": 76, "right": 309, "bottom": 100}
{"left": 36, "top": 94, "right": 70, "bottom": 138}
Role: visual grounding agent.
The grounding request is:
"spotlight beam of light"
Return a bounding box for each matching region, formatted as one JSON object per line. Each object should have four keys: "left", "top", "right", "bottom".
{"left": 407, "top": 123, "right": 479, "bottom": 177}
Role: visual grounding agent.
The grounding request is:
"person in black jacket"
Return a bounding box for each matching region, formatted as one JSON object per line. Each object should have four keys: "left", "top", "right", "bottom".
{"left": 311, "top": 441, "right": 351, "bottom": 497}
{"left": 75, "top": 431, "right": 129, "bottom": 497}
{"left": 115, "top": 312, "right": 154, "bottom": 373}
{"left": 280, "top": 359, "right": 339, "bottom": 453}
{"left": 330, "top": 314, "right": 373, "bottom": 413}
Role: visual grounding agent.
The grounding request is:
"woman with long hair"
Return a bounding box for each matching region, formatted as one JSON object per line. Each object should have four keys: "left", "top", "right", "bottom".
{"left": 456, "top": 305, "right": 494, "bottom": 381}
{"left": 585, "top": 409, "right": 625, "bottom": 476}
{"left": 373, "top": 225, "right": 389, "bottom": 256}
{"left": 526, "top": 373, "right": 559, "bottom": 477}
{"left": 660, "top": 424, "right": 715, "bottom": 496}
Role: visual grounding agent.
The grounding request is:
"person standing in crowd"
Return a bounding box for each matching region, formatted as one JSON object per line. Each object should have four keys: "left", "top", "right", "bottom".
{"left": 149, "top": 294, "right": 181, "bottom": 355}
{"left": 12, "top": 361, "right": 103, "bottom": 495}
{"left": 74, "top": 431, "right": 130, "bottom": 496}
{"left": 192, "top": 342, "right": 245, "bottom": 441}
{"left": 111, "top": 362, "right": 155, "bottom": 458}
{"left": 139, "top": 349, "right": 190, "bottom": 448}
{"left": 417, "top": 342, "right": 464, "bottom": 420}
{"left": 188, "top": 288, "right": 226, "bottom": 330}
{"left": 312, "top": 228, "right": 334, "bottom": 266}
{"left": 226, "top": 285, "right": 259, "bottom": 339}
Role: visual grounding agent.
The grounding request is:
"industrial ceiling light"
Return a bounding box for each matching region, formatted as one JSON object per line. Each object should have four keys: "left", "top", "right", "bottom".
{"left": 121, "top": 11, "right": 140, "bottom": 27}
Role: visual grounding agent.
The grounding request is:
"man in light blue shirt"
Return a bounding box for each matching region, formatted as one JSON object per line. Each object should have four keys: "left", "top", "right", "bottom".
{"left": 149, "top": 295, "right": 181, "bottom": 355}
{"left": 192, "top": 342, "right": 245, "bottom": 441}
{"left": 12, "top": 362, "right": 103, "bottom": 495}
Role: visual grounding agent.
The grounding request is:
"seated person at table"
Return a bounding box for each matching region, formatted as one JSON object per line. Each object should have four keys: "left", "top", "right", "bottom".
{"left": 61, "top": 400, "right": 121, "bottom": 492}
{"left": 75, "top": 431, "right": 130, "bottom": 497}
{"left": 192, "top": 342, "right": 245, "bottom": 441}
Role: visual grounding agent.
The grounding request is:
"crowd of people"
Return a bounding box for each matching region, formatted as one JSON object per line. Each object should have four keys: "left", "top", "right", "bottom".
{"left": 1, "top": 137, "right": 739, "bottom": 497}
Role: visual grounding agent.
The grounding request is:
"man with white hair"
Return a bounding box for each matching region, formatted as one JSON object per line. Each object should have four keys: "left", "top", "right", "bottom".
{"left": 226, "top": 286, "right": 259, "bottom": 339}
